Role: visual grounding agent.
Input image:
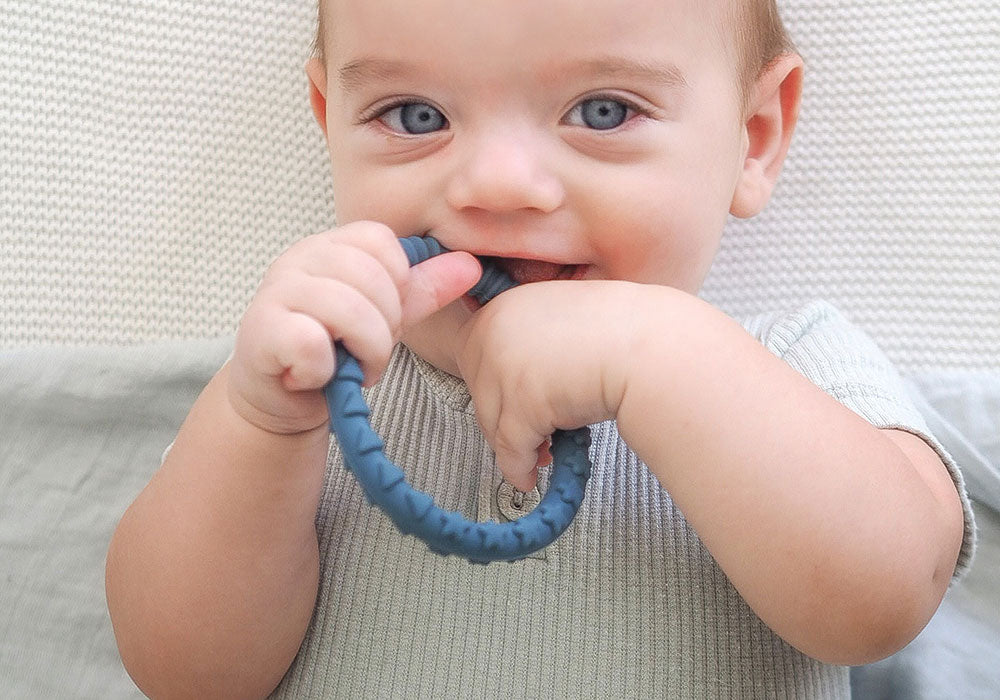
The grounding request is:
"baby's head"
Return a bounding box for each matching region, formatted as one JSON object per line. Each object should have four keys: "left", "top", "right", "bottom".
{"left": 313, "top": 0, "right": 794, "bottom": 124}
{"left": 305, "top": 0, "right": 802, "bottom": 297}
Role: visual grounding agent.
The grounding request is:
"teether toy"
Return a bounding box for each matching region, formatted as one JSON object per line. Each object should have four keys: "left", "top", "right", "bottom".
{"left": 323, "top": 235, "right": 593, "bottom": 563}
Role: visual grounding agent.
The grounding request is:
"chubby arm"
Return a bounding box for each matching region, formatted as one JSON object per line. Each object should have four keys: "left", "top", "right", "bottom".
{"left": 456, "top": 280, "right": 965, "bottom": 666}
{"left": 105, "top": 224, "right": 481, "bottom": 698}
{"left": 616, "top": 289, "right": 965, "bottom": 665}
{"left": 105, "top": 366, "right": 330, "bottom": 698}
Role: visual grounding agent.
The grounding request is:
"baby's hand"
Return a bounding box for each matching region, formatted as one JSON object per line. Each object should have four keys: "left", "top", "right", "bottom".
{"left": 228, "top": 222, "right": 480, "bottom": 435}
{"left": 455, "top": 280, "right": 647, "bottom": 491}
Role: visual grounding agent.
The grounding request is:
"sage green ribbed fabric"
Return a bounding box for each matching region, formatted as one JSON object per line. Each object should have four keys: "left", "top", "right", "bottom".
{"left": 272, "top": 300, "right": 975, "bottom": 699}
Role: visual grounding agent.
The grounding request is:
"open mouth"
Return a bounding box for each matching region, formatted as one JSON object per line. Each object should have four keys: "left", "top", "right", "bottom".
{"left": 462, "top": 256, "right": 588, "bottom": 311}
{"left": 484, "top": 256, "right": 584, "bottom": 285}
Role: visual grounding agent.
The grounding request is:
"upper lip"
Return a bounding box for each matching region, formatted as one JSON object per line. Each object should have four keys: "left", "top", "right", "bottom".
{"left": 422, "top": 233, "right": 584, "bottom": 267}
{"left": 444, "top": 246, "right": 581, "bottom": 267}
{"left": 476, "top": 253, "right": 577, "bottom": 266}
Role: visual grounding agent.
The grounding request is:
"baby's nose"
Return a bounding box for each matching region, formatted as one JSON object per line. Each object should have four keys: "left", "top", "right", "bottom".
{"left": 444, "top": 127, "right": 565, "bottom": 214}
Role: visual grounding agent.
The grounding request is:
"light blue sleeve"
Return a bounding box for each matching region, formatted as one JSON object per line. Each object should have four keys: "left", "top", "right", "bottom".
{"left": 740, "top": 300, "right": 976, "bottom": 580}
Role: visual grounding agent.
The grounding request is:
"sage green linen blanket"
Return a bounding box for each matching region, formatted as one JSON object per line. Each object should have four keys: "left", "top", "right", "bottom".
{"left": 0, "top": 339, "right": 232, "bottom": 698}
{"left": 0, "top": 339, "right": 997, "bottom": 698}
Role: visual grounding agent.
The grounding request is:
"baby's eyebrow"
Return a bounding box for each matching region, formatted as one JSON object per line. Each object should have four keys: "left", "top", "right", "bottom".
{"left": 337, "top": 56, "right": 689, "bottom": 94}
{"left": 556, "top": 57, "right": 689, "bottom": 92}
{"left": 339, "top": 58, "right": 414, "bottom": 94}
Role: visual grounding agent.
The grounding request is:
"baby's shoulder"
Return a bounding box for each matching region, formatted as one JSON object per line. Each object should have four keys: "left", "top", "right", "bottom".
{"left": 738, "top": 299, "right": 868, "bottom": 359}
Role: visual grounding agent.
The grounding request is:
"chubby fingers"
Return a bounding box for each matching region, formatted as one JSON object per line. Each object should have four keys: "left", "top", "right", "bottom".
{"left": 266, "top": 273, "right": 398, "bottom": 389}
{"left": 254, "top": 223, "right": 478, "bottom": 389}
{"left": 308, "top": 223, "right": 481, "bottom": 331}
{"left": 536, "top": 438, "right": 553, "bottom": 469}
{"left": 484, "top": 407, "right": 557, "bottom": 493}
{"left": 401, "top": 250, "right": 481, "bottom": 326}
{"left": 254, "top": 226, "right": 407, "bottom": 388}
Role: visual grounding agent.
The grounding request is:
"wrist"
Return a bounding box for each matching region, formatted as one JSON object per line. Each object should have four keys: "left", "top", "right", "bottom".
{"left": 177, "top": 365, "right": 334, "bottom": 486}
{"left": 616, "top": 285, "right": 700, "bottom": 415}
{"left": 224, "top": 360, "right": 332, "bottom": 438}
{"left": 168, "top": 368, "right": 332, "bottom": 517}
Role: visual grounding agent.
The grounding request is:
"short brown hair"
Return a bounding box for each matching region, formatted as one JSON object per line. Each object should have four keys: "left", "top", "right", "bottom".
{"left": 729, "top": 0, "right": 797, "bottom": 116}
{"left": 311, "top": 1, "right": 795, "bottom": 118}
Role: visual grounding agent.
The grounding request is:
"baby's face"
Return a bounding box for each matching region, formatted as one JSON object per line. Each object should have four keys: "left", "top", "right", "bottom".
{"left": 313, "top": 0, "right": 752, "bottom": 366}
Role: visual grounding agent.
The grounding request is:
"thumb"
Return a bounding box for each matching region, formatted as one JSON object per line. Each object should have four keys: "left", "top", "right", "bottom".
{"left": 401, "top": 251, "right": 481, "bottom": 326}
{"left": 491, "top": 423, "right": 548, "bottom": 492}
{"left": 495, "top": 444, "right": 540, "bottom": 493}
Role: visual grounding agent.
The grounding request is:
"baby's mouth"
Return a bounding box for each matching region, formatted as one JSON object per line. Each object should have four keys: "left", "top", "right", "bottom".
{"left": 481, "top": 256, "right": 584, "bottom": 285}
{"left": 461, "top": 256, "right": 587, "bottom": 311}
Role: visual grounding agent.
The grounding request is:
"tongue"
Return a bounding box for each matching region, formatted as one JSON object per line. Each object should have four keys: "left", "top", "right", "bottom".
{"left": 495, "top": 258, "right": 568, "bottom": 285}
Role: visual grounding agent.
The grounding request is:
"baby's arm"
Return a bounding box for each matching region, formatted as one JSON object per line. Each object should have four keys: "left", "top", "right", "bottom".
{"left": 615, "top": 290, "right": 965, "bottom": 665}
{"left": 104, "top": 223, "right": 480, "bottom": 698}
{"left": 457, "top": 282, "right": 964, "bottom": 665}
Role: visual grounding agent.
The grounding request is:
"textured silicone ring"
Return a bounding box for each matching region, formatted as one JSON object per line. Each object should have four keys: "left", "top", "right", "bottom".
{"left": 323, "top": 235, "right": 593, "bottom": 563}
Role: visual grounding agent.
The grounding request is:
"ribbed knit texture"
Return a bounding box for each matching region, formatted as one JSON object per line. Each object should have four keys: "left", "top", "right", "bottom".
{"left": 271, "top": 301, "right": 976, "bottom": 699}
{"left": 2, "top": 1, "right": 998, "bottom": 374}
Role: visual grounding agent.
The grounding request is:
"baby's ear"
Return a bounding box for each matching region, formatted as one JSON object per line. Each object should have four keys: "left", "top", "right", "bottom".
{"left": 730, "top": 53, "right": 804, "bottom": 219}
{"left": 305, "top": 57, "right": 329, "bottom": 141}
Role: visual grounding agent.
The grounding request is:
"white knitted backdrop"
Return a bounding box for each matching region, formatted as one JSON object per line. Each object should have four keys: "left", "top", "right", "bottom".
{"left": 2, "top": 0, "right": 998, "bottom": 372}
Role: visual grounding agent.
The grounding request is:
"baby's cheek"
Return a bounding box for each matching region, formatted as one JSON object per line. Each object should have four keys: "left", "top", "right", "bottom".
{"left": 599, "top": 191, "right": 726, "bottom": 291}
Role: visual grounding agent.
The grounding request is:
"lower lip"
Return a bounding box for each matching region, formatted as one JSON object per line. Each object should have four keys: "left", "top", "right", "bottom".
{"left": 461, "top": 264, "right": 590, "bottom": 312}
{"left": 462, "top": 295, "right": 483, "bottom": 313}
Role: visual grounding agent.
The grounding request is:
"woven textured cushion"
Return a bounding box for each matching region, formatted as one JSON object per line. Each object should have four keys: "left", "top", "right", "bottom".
{"left": 2, "top": 0, "right": 998, "bottom": 372}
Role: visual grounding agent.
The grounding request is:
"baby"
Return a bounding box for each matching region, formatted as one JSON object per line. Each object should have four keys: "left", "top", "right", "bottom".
{"left": 106, "top": 0, "right": 975, "bottom": 697}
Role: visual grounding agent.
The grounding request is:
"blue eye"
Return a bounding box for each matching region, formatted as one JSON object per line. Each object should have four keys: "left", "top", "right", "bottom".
{"left": 378, "top": 102, "right": 448, "bottom": 134}
{"left": 566, "top": 98, "right": 632, "bottom": 130}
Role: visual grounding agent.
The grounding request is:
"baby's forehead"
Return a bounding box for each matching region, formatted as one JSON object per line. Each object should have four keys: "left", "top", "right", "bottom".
{"left": 316, "top": 0, "right": 748, "bottom": 117}
{"left": 322, "top": 0, "right": 734, "bottom": 26}
{"left": 321, "top": 0, "right": 735, "bottom": 52}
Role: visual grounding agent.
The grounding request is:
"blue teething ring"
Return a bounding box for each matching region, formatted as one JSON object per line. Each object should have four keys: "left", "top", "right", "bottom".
{"left": 323, "top": 235, "right": 593, "bottom": 563}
